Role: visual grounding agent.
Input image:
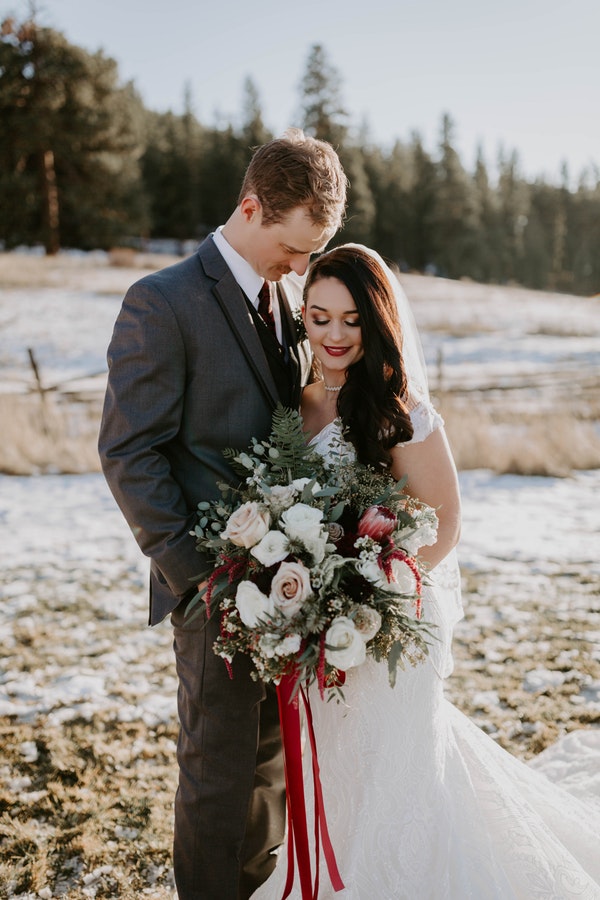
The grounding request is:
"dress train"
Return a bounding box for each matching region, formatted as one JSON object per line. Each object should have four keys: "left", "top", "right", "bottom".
{"left": 252, "top": 584, "right": 600, "bottom": 899}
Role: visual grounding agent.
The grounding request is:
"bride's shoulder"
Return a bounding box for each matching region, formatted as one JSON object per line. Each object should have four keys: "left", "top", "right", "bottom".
{"left": 405, "top": 393, "right": 444, "bottom": 444}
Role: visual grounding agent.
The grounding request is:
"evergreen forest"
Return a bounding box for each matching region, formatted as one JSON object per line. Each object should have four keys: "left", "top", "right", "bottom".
{"left": 1, "top": 16, "right": 599, "bottom": 295}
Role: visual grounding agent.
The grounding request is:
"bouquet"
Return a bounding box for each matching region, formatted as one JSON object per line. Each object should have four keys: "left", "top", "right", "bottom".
{"left": 189, "top": 405, "right": 438, "bottom": 698}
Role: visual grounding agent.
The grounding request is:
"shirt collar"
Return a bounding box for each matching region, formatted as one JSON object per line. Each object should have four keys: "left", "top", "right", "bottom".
{"left": 213, "top": 227, "right": 263, "bottom": 307}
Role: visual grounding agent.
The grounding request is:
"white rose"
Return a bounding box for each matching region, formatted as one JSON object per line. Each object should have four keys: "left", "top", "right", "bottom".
{"left": 274, "top": 633, "right": 302, "bottom": 657}
{"left": 354, "top": 605, "right": 382, "bottom": 641}
{"left": 258, "top": 632, "right": 280, "bottom": 658}
{"left": 235, "top": 581, "right": 275, "bottom": 628}
{"left": 302, "top": 531, "right": 329, "bottom": 564}
{"left": 387, "top": 558, "right": 418, "bottom": 595}
{"left": 355, "top": 558, "right": 386, "bottom": 588}
{"left": 270, "top": 560, "right": 312, "bottom": 618}
{"left": 250, "top": 530, "right": 290, "bottom": 566}
{"left": 401, "top": 519, "right": 438, "bottom": 555}
{"left": 221, "top": 501, "right": 270, "bottom": 548}
{"left": 280, "top": 503, "right": 328, "bottom": 563}
{"left": 268, "top": 484, "right": 297, "bottom": 509}
{"left": 400, "top": 535, "right": 420, "bottom": 556}
{"left": 324, "top": 616, "right": 367, "bottom": 670}
{"left": 356, "top": 557, "right": 417, "bottom": 596}
{"left": 280, "top": 502, "right": 323, "bottom": 536}
{"left": 292, "top": 477, "right": 322, "bottom": 495}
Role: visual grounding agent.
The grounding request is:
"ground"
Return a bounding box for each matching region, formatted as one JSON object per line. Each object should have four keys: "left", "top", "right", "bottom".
{"left": 1, "top": 252, "right": 599, "bottom": 897}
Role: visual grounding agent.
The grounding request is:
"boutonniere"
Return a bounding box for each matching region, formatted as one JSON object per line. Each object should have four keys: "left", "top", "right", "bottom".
{"left": 292, "top": 306, "right": 308, "bottom": 344}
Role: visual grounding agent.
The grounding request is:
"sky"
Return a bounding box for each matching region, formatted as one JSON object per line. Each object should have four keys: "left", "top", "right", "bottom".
{"left": 8, "top": 0, "right": 600, "bottom": 183}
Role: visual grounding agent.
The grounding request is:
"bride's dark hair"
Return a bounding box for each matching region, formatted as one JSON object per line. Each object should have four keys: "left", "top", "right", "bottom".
{"left": 303, "top": 245, "right": 414, "bottom": 469}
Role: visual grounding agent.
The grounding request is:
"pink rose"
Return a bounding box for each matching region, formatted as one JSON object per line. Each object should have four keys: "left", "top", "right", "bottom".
{"left": 357, "top": 505, "right": 397, "bottom": 542}
{"left": 221, "top": 501, "right": 270, "bottom": 548}
{"left": 270, "top": 560, "right": 312, "bottom": 618}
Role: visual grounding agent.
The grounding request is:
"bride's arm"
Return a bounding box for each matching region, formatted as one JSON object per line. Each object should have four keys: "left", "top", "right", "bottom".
{"left": 389, "top": 426, "right": 461, "bottom": 569}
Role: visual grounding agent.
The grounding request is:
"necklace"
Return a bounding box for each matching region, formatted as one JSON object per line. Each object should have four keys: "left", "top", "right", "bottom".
{"left": 323, "top": 383, "right": 342, "bottom": 393}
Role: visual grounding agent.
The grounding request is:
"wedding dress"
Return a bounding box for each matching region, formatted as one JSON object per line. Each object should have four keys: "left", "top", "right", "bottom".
{"left": 252, "top": 405, "right": 600, "bottom": 900}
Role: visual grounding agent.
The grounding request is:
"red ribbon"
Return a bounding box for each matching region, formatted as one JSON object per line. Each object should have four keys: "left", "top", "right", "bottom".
{"left": 276, "top": 674, "right": 345, "bottom": 899}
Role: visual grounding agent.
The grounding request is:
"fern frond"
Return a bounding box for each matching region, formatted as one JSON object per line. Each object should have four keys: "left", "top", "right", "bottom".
{"left": 264, "top": 403, "right": 324, "bottom": 479}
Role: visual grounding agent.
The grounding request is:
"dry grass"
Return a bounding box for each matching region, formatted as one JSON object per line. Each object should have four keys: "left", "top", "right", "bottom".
{"left": 447, "top": 567, "right": 600, "bottom": 756}
{"left": 1, "top": 549, "right": 598, "bottom": 896}
{"left": 1, "top": 251, "right": 598, "bottom": 477}
{"left": 438, "top": 395, "right": 600, "bottom": 476}
{"left": 0, "top": 720, "right": 178, "bottom": 898}
{"left": 0, "top": 250, "right": 179, "bottom": 292}
{"left": 0, "top": 394, "right": 102, "bottom": 475}
{"left": 1, "top": 390, "right": 598, "bottom": 477}
{"left": 1, "top": 256, "right": 598, "bottom": 895}
{"left": 1, "top": 554, "right": 180, "bottom": 898}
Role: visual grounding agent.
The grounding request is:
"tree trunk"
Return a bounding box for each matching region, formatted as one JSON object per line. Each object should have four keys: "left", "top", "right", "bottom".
{"left": 41, "top": 149, "right": 60, "bottom": 255}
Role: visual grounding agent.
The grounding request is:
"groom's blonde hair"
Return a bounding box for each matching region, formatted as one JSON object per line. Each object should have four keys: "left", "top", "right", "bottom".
{"left": 238, "top": 128, "right": 347, "bottom": 232}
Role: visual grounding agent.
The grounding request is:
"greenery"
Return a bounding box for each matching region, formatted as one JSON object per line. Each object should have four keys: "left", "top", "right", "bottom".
{"left": 1, "top": 13, "right": 599, "bottom": 294}
{"left": 191, "top": 404, "right": 436, "bottom": 695}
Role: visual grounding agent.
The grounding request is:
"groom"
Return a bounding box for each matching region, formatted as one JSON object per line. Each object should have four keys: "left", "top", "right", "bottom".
{"left": 98, "top": 130, "right": 347, "bottom": 899}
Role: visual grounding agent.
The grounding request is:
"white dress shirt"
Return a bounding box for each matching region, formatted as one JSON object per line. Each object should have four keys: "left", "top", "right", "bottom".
{"left": 213, "top": 227, "right": 282, "bottom": 341}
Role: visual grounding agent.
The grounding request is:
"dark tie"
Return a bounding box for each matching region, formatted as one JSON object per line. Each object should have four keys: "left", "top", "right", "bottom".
{"left": 257, "top": 281, "right": 277, "bottom": 340}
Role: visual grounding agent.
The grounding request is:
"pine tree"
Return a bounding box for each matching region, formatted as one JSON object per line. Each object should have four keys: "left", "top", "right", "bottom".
{"left": 141, "top": 107, "right": 205, "bottom": 241}
{"left": 495, "top": 147, "right": 530, "bottom": 283}
{"left": 240, "top": 77, "right": 272, "bottom": 149}
{"left": 298, "top": 43, "right": 348, "bottom": 146}
{"left": 472, "top": 146, "right": 502, "bottom": 283}
{"left": 404, "top": 133, "right": 438, "bottom": 272}
{"left": 364, "top": 140, "right": 412, "bottom": 267}
{"left": 297, "top": 45, "right": 375, "bottom": 246}
{"left": 431, "top": 113, "right": 478, "bottom": 278}
{"left": 571, "top": 167, "right": 600, "bottom": 294}
{"left": 0, "top": 14, "right": 148, "bottom": 252}
{"left": 197, "top": 125, "right": 249, "bottom": 230}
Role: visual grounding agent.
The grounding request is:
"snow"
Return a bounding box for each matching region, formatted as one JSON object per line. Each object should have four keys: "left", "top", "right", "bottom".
{"left": 1, "top": 254, "right": 599, "bottom": 796}
{"left": 2, "top": 467, "right": 599, "bottom": 735}
{"left": 0, "top": 287, "right": 121, "bottom": 391}
{"left": 457, "top": 469, "right": 600, "bottom": 572}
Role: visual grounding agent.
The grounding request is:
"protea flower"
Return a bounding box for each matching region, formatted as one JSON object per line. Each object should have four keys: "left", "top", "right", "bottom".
{"left": 357, "top": 505, "right": 397, "bottom": 542}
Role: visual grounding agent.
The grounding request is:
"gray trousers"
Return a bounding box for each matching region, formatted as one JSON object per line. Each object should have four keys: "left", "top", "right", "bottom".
{"left": 171, "top": 600, "right": 286, "bottom": 899}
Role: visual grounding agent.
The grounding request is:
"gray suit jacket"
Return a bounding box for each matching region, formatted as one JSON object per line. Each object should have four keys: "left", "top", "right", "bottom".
{"left": 99, "top": 236, "right": 311, "bottom": 625}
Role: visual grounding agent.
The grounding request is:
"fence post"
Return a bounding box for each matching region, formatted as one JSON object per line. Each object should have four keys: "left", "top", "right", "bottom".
{"left": 27, "top": 346, "right": 49, "bottom": 435}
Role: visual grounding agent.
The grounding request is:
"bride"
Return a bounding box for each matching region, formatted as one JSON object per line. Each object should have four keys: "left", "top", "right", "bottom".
{"left": 252, "top": 245, "right": 600, "bottom": 899}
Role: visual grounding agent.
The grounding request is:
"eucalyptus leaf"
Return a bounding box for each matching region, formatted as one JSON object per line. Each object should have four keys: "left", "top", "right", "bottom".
{"left": 328, "top": 501, "right": 346, "bottom": 522}
{"left": 314, "top": 486, "right": 339, "bottom": 498}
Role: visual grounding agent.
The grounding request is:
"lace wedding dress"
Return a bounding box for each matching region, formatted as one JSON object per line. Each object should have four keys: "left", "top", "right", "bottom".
{"left": 252, "top": 403, "right": 600, "bottom": 900}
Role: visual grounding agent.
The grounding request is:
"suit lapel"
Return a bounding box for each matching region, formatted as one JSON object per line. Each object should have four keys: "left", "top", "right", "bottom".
{"left": 277, "top": 284, "right": 301, "bottom": 404}
{"left": 197, "top": 238, "right": 279, "bottom": 409}
{"left": 277, "top": 282, "right": 313, "bottom": 404}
